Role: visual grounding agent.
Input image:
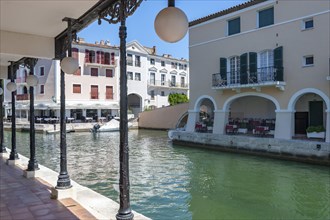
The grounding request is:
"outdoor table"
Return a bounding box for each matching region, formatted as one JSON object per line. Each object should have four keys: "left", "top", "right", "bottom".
{"left": 67, "top": 117, "right": 75, "bottom": 123}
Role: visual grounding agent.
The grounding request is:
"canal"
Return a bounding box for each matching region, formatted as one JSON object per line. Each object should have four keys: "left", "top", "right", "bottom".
{"left": 3, "top": 130, "right": 330, "bottom": 220}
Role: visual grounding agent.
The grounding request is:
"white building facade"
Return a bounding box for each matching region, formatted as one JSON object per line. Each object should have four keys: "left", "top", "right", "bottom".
{"left": 3, "top": 39, "right": 189, "bottom": 121}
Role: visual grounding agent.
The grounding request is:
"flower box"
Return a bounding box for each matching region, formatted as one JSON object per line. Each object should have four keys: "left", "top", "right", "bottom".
{"left": 307, "top": 132, "right": 325, "bottom": 139}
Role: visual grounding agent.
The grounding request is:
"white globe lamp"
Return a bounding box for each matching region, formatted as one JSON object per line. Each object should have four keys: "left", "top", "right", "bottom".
{"left": 154, "top": 5, "right": 188, "bottom": 43}
{"left": 60, "top": 57, "right": 79, "bottom": 74}
{"left": 6, "top": 82, "right": 17, "bottom": 92}
{"left": 26, "top": 75, "right": 39, "bottom": 87}
{"left": 0, "top": 87, "right": 3, "bottom": 95}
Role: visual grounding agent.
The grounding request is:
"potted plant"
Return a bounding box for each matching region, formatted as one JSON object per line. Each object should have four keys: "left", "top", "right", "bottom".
{"left": 306, "top": 125, "right": 325, "bottom": 139}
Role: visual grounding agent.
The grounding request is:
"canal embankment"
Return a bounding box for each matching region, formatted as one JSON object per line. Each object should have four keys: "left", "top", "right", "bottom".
{"left": 0, "top": 150, "right": 150, "bottom": 220}
{"left": 170, "top": 131, "right": 330, "bottom": 166}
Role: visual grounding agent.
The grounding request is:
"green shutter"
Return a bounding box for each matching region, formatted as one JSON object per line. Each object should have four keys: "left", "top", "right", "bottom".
{"left": 274, "top": 46, "right": 283, "bottom": 81}
{"left": 249, "top": 52, "right": 257, "bottom": 83}
{"left": 240, "top": 53, "right": 248, "bottom": 84}
{"left": 220, "top": 58, "right": 227, "bottom": 83}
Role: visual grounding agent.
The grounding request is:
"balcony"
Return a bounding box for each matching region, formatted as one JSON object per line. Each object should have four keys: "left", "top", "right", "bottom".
{"left": 85, "top": 59, "right": 117, "bottom": 67}
{"left": 212, "top": 66, "right": 285, "bottom": 91}
{"left": 16, "top": 94, "right": 29, "bottom": 101}
{"left": 148, "top": 80, "right": 189, "bottom": 89}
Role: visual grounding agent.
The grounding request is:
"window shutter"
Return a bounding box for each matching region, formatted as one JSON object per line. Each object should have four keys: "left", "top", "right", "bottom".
{"left": 85, "top": 49, "right": 89, "bottom": 63}
{"left": 111, "top": 52, "right": 115, "bottom": 65}
{"left": 101, "top": 52, "right": 105, "bottom": 64}
{"left": 240, "top": 53, "right": 248, "bottom": 84}
{"left": 249, "top": 52, "right": 257, "bottom": 83}
{"left": 106, "top": 86, "right": 113, "bottom": 99}
{"left": 96, "top": 51, "right": 100, "bottom": 63}
{"left": 72, "top": 48, "right": 79, "bottom": 59}
{"left": 274, "top": 46, "right": 283, "bottom": 81}
{"left": 220, "top": 58, "right": 227, "bottom": 84}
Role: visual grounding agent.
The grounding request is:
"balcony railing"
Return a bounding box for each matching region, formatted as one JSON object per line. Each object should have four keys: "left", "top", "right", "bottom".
{"left": 16, "top": 77, "right": 27, "bottom": 83}
{"left": 16, "top": 94, "right": 29, "bottom": 101}
{"left": 85, "top": 59, "right": 117, "bottom": 67}
{"left": 147, "top": 80, "right": 189, "bottom": 89}
{"left": 212, "top": 66, "right": 284, "bottom": 90}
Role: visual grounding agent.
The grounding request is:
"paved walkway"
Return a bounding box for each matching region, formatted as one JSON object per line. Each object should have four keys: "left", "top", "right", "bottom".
{"left": 0, "top": 155, "right": 96, "bottom": 220}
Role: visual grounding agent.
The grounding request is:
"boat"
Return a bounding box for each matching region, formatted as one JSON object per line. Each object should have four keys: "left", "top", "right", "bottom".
{"left": 91, "top": 119, "right": 132, "bottom": 132}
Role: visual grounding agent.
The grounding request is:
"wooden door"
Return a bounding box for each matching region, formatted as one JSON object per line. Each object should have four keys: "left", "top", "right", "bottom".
{"left": 295, "top": 112, "right": 308, "bottom": 134}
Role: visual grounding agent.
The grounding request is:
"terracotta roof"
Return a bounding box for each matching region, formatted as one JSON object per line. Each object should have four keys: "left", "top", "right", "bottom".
{"left": 189, "top": 0, "right": 268, "bottom": 27}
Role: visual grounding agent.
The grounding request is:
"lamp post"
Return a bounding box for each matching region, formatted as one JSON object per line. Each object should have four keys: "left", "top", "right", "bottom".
{"left": 7, "top": 62, "right": 18, "bottom": 161}
{"left": 25, "top": 62, "right": 39, "bottom": 171}
{"left": 98, "top": 1, "right": 142, "bottom": 219}
{"left": 56, "top": 17, "right": 79, "bottom": 189}
{"left": 0, "top": 83, "right": 6, "bottom": 153}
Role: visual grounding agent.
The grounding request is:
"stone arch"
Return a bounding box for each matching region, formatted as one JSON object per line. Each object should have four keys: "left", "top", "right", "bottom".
{"left": 288, "top": 88, "right": 329, "bottom": 111}
{"left": 193, "top": 95, "right": 218, "bottom": 112}
{"left": 128, "top": 93, "right": 142, "bottom": 118}
{"left": 223, "top": 92, "right": 280, "bottom": 111}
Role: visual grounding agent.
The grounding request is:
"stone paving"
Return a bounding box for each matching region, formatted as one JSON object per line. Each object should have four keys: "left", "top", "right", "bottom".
{"left": 0, "top": 156, "right": 96, "bottom": 220}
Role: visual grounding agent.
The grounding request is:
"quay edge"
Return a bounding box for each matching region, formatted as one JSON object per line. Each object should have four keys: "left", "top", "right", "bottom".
{"left": 170, "top": 131, "right": 330, "bottom": 166}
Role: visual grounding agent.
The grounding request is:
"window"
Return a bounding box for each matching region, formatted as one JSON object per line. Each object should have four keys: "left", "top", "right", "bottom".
{"left": 171, "top": 75, "right": 176, "bottom": 87}
{"left": 161, "top": 91, "right": 165, "bottom": 96}
{"left": 135, "top": 72, "right": 141, "bottom": 81}
{"left": 229, "top": 56, "right": 240, "bottom": 84}
{"left": 150, "top": 72, "right": 155, "bottom": 85}
{"left": 90, "top": 85, "right": 98, "bottom": 99}
{"left": 184, "top": 64, "right": 187, "bottom": 70}
{"left": 303, "top": 18, "right": 313, "bottom": 30}
{"left": 104, "top": 52, "right": 110, "bottom": 65}
{"left": 150, "top": 58, "right": 155, "bottom": 65}
{"left": 127, "top": 54, "right": 133, "bottom": 66}
{"left": 135, "top": 55, "right": 141, "bottom": 67}
{"left": 89, "top": 50, "right": 96, "bottom": 63}
{"left": 161, "top": 74, "right": 166, "bottom": 85}
{"left": 259, "top": 50, "right": 274, "bottom": 68}
{"left": 106, "top": 86, "right": 113, "bottom": 99}
{"left": 106, "top": 69, "right": 114, "bottom": 78}
{"left": 40, "top": 85, "right": 44, "bottom": 94}
{"left": 72, "top": 48, "right": 79, "bottom": 59}
{"left": 161, "top": 61, "right": 165, "bottom": 67}
{"left": 258, "top": 7, "right": 274, "bottom": 28}
{"left": 150, "top": 90, "right": 155, "bottom": 100}
{"left": 91, "top": 68, "right": 98, "bottom": 77}
{"left": 127, "top": 72, "right": 133, "bottom": 80}
{"left": 73, "top": 84, "right": 81, "bottom": 94}
{"left": 228, "top": 17, "right": 240, "bottom": 35}
{"left": 181, "top": 77, "right": 185, "bottom": 87}
{"left": 74, "top": 66, "right": 81, "bottom": 76}
{"left": 111, "top": 52, "right": 115, "bottom": 65}
{"left": 179, "top": 63, "right": 183, "bottom": 70}
{"left": 304, "top": 55, "right": 314, "bottom": 66}
{"left": 171, "top": 62, "right": 178, "bottom": 69}
{"left": 39, "top": 67, "right": 45, "bottom": 76}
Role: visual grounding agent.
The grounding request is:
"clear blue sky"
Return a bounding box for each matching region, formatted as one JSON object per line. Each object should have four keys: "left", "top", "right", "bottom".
{"left": 78, "top": 0, "right": 247, "bottom": 59}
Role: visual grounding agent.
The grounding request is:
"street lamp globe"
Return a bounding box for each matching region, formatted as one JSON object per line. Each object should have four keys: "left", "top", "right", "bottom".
{"left": 154, "top": 6, "right": 188, "bottom": 43}
{"left": 60, "top": 57, "right": 79, "bottom": 74}
{"left": 6, "top": 82, "right": 17, "bottom": 92}
{"left": 26, "top": 75, "right": 39, "bottom": 87}
{"left": 0, "top": 87, "right": 3, "bottom": 95}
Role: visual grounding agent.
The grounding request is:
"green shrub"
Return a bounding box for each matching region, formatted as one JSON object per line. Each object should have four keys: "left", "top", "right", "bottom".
{"left": 306, "top": 125, "right": 325, "bottom": 133}
{"left": 168, "top": 93, "right": 189, "bottom": 106}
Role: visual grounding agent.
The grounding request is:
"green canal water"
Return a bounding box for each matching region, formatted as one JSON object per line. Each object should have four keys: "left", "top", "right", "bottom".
{"left": 3, "top": 130, "right": 330, "bottom": 220}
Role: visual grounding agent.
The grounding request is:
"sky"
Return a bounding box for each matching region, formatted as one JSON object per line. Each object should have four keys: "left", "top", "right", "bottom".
{"left": 78, "top": 0, "right": 248, "bottom": 60}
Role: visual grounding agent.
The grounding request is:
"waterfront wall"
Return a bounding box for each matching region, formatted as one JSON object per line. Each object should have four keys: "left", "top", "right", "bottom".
{"left": 138, "top": 103, "right": 189, "bottom": 130}
{"left": 171, "top": 131, "right": 330, "bottom": 165}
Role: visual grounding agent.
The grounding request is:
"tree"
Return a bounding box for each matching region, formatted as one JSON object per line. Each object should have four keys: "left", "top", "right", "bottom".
{"left": 168, "top": 93, "right": 189, "bottom": 106}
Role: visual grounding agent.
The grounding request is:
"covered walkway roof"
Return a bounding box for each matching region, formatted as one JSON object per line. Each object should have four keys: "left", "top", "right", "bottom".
{"left": 0, "top": 0, "right": 117, "bottom": 78}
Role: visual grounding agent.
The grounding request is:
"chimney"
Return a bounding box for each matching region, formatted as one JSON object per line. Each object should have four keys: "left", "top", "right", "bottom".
{"left": 78, "top": 37, "right": 85, "bottom": 43}
{"left": 95, "top": 41, "right": 99, "bottom": 45}
{"left": 105, "top": 40, "right": 110, "bottom": 46}
{"left": 152, "top": 46, "right": 156, "bottom": 55}
{"left": 100, "top": 40, "right": 105, "bottom": 45}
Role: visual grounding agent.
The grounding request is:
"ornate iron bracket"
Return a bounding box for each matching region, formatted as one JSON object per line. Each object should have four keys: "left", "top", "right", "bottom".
{"left": 55, "top": 18, "right": 77, "bottom": 60}
{"left": 98, "top": 0, "right": 143, "bottom": 24}
{"left": 24, "top": 58, "right": 38, "bottom": 72}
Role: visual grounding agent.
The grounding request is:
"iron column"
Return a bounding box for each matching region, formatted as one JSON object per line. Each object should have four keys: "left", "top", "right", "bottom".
{"left": 8, "top": 62, "right": 18, "bottom": 160}
{"left": 0, "top": 79, "right": 6, "bottom": 153}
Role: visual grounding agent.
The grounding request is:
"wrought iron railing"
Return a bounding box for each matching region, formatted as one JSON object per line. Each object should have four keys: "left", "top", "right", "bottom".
{"left": 16, "top": 94, "right": 29, "bottom": 101}
{"left": 212, "top": 66, "right": 283, "bottom": 87}
{"left": 147, "top": 80, "right": 188, "bottom": 88}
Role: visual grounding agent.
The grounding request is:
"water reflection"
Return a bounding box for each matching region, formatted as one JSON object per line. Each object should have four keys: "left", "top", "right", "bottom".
{"left": 4, "top": 130, "right": 330, "bottom": 220}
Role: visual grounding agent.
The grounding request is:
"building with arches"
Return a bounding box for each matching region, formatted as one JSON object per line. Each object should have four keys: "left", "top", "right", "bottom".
{"left": 186, "top": 0, "right": 330, "bottom": 143}
{"left": 3, "top": 40, "right": 189, "bottom": 121}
